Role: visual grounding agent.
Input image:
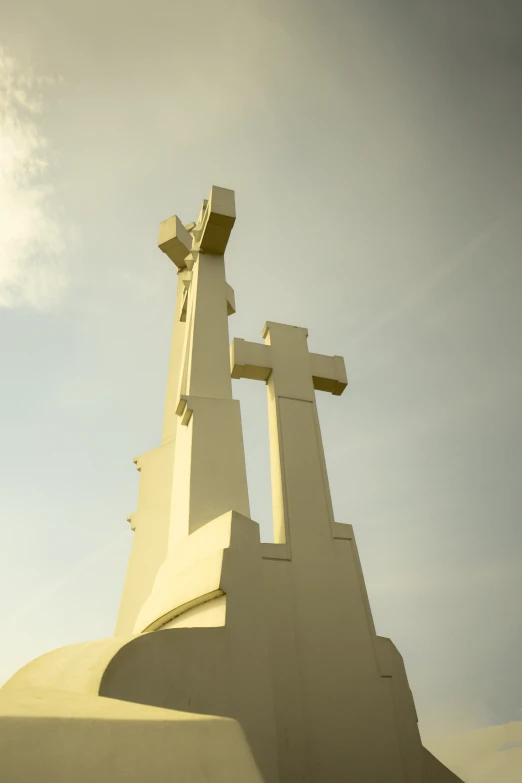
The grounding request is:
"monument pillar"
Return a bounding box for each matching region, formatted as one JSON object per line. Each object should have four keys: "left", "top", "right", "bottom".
{"left": 0, "top": 186, "right": 465, "bottom": 783}
{"left": 166, "top": 189, "right": 250, "bottom": 547}
{"left": 131, "top": 186, "right": 252, "bottom": 632}
{"left": 117, "top": 187, "right": 250, "bottom": 633}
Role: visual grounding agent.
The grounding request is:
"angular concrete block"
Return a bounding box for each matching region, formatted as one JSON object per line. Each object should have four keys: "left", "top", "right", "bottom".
{"left": 158, "top": 215, "right": 193, "bottom": 268}
{"left": 199, "top": 186, "right": 236, "bottom": 255}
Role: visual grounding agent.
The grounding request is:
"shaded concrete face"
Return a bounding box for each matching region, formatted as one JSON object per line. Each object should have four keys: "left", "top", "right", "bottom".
{"left": 0, "top": 187, "right": 465, "bottom": 783}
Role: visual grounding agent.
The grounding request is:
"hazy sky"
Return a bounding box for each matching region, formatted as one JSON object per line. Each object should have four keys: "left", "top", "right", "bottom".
{"left": 0, "top": 0, "right": 521, "bottom": 742}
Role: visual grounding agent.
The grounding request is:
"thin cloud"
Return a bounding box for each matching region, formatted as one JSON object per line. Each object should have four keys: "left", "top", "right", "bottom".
{"left": 370, "top": 559, "right": 520, "bottom": 600}
{"left": 348, "top": 201, "right": 522, "bottom": 355}
{"left": 0, "top": 47, "right": 72, "bottom": 309}
{"left": 2, "top": 533, "right": 128, "bottom": 628}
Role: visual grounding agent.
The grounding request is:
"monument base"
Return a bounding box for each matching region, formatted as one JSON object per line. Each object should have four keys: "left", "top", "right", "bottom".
{"left": 0, "top": 686, "right": 263, "bottom": 783}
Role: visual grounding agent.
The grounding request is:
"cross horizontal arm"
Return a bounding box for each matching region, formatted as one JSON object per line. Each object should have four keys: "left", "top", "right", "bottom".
{"left": 310, "top": 353, "right": 348, "bottom": 396}
{"left": 231, "top": 337, "right": 348, "bottom": 396}
{"left": 158, "top": 216, "right": 193, "bottom": 269}
{"left": 230, "top": 338, "right": 272, "bottom": 381}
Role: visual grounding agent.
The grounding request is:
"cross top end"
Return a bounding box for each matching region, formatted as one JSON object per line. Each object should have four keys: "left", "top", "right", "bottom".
{"left": 262, "top": 322, "right": 309, "bottom": 340}
{"left": 158, "top": 186, "right": 236, "bottom": 270}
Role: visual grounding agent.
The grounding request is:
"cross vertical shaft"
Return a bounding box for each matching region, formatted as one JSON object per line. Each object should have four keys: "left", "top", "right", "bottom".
{"left": 163, "top": 188, "right": 250, "bottom": 547}
{"left": 119, "top": 187, "right": 251, "bottom": 635}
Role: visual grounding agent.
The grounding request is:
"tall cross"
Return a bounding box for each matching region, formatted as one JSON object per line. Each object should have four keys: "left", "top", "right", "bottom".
{"left": 231, "top": 321, "right": 349, "bottom": 554}
{"left": 158, "top": 186, "right": 251, "bottom": 547}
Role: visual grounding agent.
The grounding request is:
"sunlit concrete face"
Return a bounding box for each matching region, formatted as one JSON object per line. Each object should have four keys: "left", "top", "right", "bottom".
{"left": 0, "top": 187, "right": 465, "bottom": 782}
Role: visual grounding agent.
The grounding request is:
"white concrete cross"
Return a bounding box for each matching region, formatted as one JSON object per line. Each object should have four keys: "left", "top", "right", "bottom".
{"left": 231, "top": 322, "right": 350, "bottom": 552}
{"left": 156, "top": 187, "right": 251, "bottom": 548}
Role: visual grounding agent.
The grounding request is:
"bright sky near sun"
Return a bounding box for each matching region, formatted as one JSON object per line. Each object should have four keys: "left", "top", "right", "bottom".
{"left": 0, "top": 0, "right": 521, "bottom": 745}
